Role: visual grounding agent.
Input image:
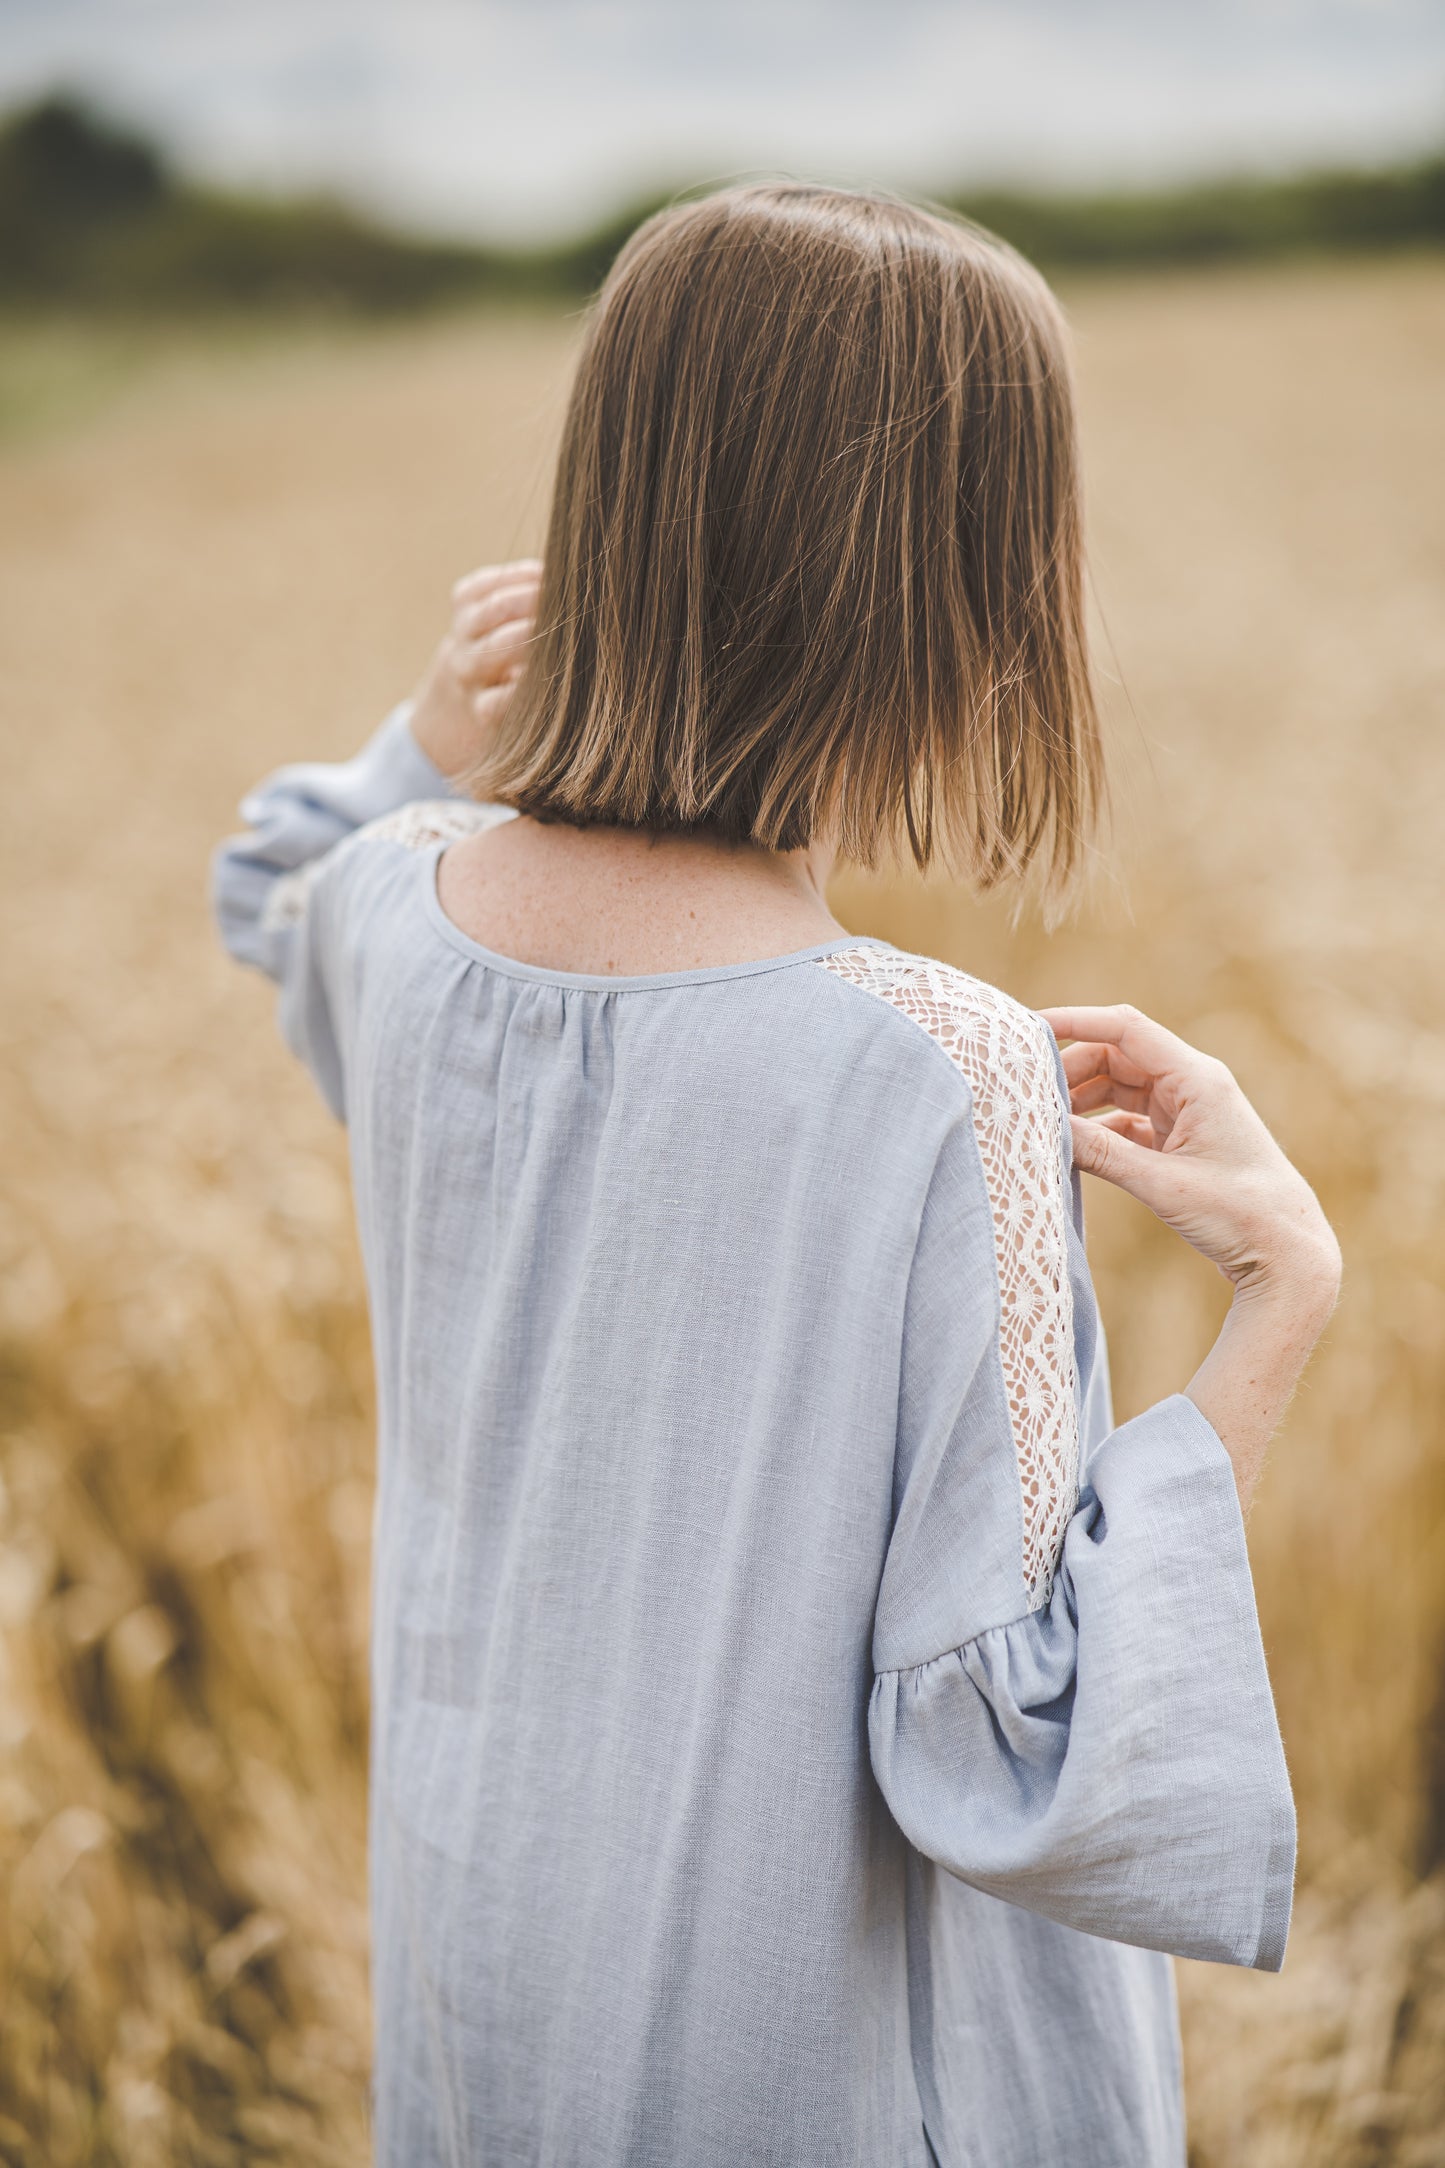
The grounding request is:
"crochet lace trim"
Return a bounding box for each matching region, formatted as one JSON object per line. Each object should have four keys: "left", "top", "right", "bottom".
{"left": 260, "top": 799, "right": 511, "bottom": 931}
{"left": 815, "top": 946, "right": 1080, "bottom": 1609}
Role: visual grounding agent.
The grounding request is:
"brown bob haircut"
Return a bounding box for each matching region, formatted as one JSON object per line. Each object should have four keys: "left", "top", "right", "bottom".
{"left": 469, "top": 181, "right": 1101, "bottom": 890}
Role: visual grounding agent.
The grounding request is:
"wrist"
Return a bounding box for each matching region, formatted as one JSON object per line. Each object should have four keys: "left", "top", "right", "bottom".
{"left": 392, "top": 702, "right": 460, "bottom": 796}
{"left": 1189, "top": 1256, "right": 1336, "bottom": 1514}
{"left": 1229, "top": 1237, "right": 1340, "bottom": 1332}
{"left": 406, "top": 643, "right": 482, "bottom": 783}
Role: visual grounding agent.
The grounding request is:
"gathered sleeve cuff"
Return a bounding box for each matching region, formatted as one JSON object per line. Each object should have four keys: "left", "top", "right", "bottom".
{"left": 209, "top": 703, "right": 467, "bottom": 1118}
{"left": 210, "top": 702, "right": 458, "bottom": 979}
{"left": 869, "top": 1393, "right": 1296, "bottom": 1971}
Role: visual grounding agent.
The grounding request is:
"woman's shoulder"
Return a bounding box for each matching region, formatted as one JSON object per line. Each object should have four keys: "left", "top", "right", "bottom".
{"left": 258, "top": 797, "right": 512, "bottom": 939}
{"left": 811, "top": 940, "right": 1061, "bottom": 1109}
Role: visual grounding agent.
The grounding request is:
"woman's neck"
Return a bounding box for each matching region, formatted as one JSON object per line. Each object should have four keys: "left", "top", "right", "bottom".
{"left": 435, "top": 813, "right": 845, "bottom": 978}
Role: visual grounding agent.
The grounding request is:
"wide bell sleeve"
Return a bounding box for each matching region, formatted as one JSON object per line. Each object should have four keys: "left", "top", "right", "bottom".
{"left": 865, "top": 981, "right": 1296, "bottom": 1972}
{"left": 209, "top": 702, "right": 463, "bottom": 1117}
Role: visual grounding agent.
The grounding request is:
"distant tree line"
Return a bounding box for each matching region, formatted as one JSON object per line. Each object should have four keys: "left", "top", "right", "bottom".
{"left": 2, "top": 95, "right": 1442, "bottom": 313}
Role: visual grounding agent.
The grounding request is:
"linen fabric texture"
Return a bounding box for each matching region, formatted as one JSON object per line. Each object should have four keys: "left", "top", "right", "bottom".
{"left": 212, "top": 706, "right": 1296, "bottom": 2168}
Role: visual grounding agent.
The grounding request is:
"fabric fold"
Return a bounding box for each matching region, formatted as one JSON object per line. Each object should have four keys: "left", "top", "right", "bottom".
{"left": 870, "top": 1393, "right": 1295, "bottom": 1971}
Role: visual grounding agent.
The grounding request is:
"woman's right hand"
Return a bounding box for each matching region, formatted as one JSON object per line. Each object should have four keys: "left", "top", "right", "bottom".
{"left": 408, "top": 558, "right": 542, "bottom": 783}
{"left": 1041, "top": 1003, "right": 1341, "bottom": 1504}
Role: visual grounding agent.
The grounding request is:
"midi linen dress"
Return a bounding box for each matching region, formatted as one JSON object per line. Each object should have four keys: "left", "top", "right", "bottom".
{"left": 213, "top": 704, "right": 1296, "bottom": 2168}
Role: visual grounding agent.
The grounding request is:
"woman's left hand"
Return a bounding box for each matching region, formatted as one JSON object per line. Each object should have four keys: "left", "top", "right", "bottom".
{"left": 1042, "top": 1001, "right": 1340, "bottom": 1506}
{"left": 408, "top": 558, "right": 542, "bottom": 781}
{"left": 1040, "top": 1002, "right": 1338, "bottom": 1304}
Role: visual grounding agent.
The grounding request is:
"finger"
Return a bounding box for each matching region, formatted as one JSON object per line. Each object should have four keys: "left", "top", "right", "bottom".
{"left": 474, "top": 617, "right": 534, "bottom": 665}
{"left": 1068, "top": 1113, "right": 1173, "bottom": 1202}
{"left": 1042, "top": 1005, "right": 1195, "bottom": 1078}
{"left": 1068, "top": 1074, "right": 1153, "bottom": 1117}
{"left": 470, "top": 681, "right": 519, "bottom": 733}
{"left": 1059, "top": 1040, "right": 1154, "bottom": 1092}
{"left": 455, "top": 579, "right": 542, "bottom": 641}
{"left": 451, "top": 559, "right": 543, "bottom": 606}
{"left": 453, "top": 618, "right": 534, "bottom": 687}
{"left": 452, "top": 557, "right": 544, "bottom": 595}
{"left": 1091, "top": 1109, "right": 1160, "bottom": 1150}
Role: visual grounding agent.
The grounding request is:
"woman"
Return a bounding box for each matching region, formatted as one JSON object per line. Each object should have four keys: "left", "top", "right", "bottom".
{"left": 213, "top": 185, "right": 1340, "bottom": 2167}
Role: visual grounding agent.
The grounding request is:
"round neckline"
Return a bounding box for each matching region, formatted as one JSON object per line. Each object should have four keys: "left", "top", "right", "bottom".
{"left": 421, "top": 840, "right": 893, "bottom": 992}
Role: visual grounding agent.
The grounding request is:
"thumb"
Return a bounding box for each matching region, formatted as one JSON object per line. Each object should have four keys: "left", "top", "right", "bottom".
{"left": 1068, "top": 1113, "right": 1168, "bottom": 1205}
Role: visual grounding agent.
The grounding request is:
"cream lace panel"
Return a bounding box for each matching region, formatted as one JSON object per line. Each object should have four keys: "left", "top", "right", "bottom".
{"left": 816, "top": 946, "right": 1080, "bottom": 1610}
{"left": 260, "top": 799, "right": 514, "bottom": 933}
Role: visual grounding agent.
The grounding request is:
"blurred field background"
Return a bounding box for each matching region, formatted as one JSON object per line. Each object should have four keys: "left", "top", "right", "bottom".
{"left": 2, "top": 91, "right": 1445, "bottom": 2168}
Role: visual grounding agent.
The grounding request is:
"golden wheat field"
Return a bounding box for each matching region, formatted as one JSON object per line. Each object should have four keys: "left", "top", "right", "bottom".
{"left": 1, "top": 257, "right": 1444, "bottom": 2166}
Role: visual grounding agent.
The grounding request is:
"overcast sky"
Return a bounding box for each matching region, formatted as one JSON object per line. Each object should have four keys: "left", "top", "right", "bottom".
{"left": 3, "top": 0, "right": 1443, "bottom": 240}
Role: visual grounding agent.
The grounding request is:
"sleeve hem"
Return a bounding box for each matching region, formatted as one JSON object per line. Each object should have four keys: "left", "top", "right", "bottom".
{"left": 1162, "top": 1387, "right": 1236, "bottom": 1478}
{"left": 1249, "top": 1806, "right": 1297, "bottom": 1972}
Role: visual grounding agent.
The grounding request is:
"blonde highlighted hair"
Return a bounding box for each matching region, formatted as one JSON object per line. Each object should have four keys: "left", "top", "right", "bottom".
{"left": 468, "top": 181, "right": 1101, "bottom": 892}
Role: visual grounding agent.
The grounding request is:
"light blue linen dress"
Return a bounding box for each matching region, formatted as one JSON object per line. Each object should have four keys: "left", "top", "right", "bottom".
{"left": 213, "top": 704, "right": 1296, "bottom": 2168}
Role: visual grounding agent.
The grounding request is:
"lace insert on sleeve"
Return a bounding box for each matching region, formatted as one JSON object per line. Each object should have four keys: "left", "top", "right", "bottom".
{"left": 816, "top": 946, "right": 1080, "bottom": 1610}
{"left": 260, "top": 799, "right": 515, "bottom": 933}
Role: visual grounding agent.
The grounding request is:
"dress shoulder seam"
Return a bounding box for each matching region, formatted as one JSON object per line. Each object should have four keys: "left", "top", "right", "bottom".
{"left": 258, "top": 799, "right": 509, "bottom": 936}
{"left": 812, "top": 943, "right": 1081, "bottom": 1612}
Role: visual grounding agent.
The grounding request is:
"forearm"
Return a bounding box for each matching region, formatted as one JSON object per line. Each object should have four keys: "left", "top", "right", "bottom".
{"left": 1186, "top": 1269, "right": 1338, "bottom": 1512}
{"left": 407, "top": 648, "right": 484, "bottom": 781}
